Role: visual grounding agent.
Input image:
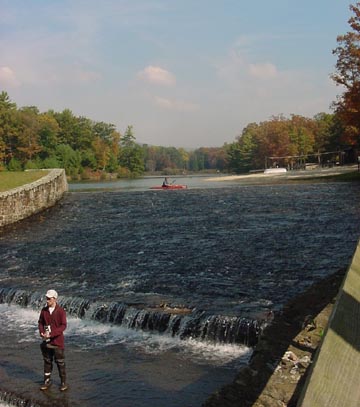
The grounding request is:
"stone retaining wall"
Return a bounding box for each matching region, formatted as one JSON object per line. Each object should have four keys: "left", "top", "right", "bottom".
{"left": 0, "top": 169, "right": 68, "bottom": 227}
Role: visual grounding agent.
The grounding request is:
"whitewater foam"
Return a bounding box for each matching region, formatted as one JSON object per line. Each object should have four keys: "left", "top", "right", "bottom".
{"left": 0, "top": 304, "right": 250, "bottom": 367}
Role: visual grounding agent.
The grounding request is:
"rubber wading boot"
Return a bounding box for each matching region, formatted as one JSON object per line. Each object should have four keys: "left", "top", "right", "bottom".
{"left": 60, "top": 382, "right": 68, "bottom": 391}
{"left": 58, "top": 363, "right": 67, "bottom": 391}
{"left": 40, "top": 377, "right": 52, "bottom": 391}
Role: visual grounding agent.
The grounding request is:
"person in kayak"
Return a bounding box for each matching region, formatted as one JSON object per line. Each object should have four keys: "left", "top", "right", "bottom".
{"left": 162, "top": 177, "right": 170, "bottom": 187}
{"left": 38, "top": 289, "right": 68, "bottom": 392}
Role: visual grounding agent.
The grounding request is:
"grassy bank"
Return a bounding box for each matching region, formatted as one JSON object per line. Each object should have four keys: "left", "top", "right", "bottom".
{"left": 0, "top": 171, "right": 49, "bottom": 192}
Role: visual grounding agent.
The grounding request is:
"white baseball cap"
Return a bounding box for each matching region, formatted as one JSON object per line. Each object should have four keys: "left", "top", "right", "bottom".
{"left": 46, "top": 289, "right": 58, "bottom": 299}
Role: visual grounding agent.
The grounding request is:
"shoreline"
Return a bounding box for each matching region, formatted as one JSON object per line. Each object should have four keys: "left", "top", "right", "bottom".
{"left": 205, "top": 165, "right": 358, "bottom": 184}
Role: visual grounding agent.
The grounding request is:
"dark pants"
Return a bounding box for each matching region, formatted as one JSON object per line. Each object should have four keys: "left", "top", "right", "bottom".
{"left": 40, "top": 342, "right": 66, "bottom": 383}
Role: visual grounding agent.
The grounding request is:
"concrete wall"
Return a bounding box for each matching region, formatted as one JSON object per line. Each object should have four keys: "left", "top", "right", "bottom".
{"left": 0, "top": 169, "right": 68, "bottom": 227}
{"left": 298, "top": 240, "right": 360, "bottom": 407}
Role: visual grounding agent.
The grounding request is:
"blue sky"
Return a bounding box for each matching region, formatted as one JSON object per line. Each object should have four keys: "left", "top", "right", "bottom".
{"left": 0, "top": 0, "right": 353, "bottom": 148}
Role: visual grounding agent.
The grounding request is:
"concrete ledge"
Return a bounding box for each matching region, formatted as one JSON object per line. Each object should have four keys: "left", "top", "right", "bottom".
{"left": 0, "top": 169, "right": 68, "bottom": 227}
{"left": 298, "top": 240, "right": 360, "bottom": 406}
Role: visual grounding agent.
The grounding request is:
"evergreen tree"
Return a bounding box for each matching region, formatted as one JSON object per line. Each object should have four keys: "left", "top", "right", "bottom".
{"left": 118, "top": 126, "right": 144, "bottom": 176}
{"left": 55, "top": 144, "right": 81, "bottom": 176}
{"left": 0, "top": 91, "right": 19, "bottom": 167}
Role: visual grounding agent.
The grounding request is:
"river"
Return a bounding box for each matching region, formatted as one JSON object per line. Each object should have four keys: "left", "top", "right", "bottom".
{"left": 0, "top": 178, "right": 360, "bottom": 406}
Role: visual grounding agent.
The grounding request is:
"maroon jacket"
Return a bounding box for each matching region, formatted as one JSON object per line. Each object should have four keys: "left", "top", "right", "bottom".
{"left": 38, "top": 304, "right": 67, "bottom": 349}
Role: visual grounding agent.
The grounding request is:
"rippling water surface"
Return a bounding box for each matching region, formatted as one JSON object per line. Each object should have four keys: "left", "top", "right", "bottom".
{"left": 0, "top": 181, "right": 360, "bottom": 406}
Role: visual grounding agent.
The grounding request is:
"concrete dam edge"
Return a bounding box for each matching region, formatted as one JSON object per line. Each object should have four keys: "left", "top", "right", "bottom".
{"left": 0, "top": 169, "right": 68, "bottom": 227}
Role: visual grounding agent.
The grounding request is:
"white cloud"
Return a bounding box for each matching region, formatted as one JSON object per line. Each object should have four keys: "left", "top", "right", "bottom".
{"left": 76, "top": 69, "right": 102, "bottom": 83}
{"left": 216, "top": 48, "right": 280, "bottom": 84}
{"left": 57, "top": 65, "right": 102, "bottom": 85}
{"left": 0, "top": 66, "right": 21, "bottom": 87}
{"left": 22, "top": 64, "right": 100, "bottom": 87}
{"left": 215, "top": 49, "right": 246, "bottom": 83}
{"left": 248, "top": 62, "right": 278, "bottom": 79}
{"left": 137, "top": 65, "right": 176, "bottom": 86}
{"left": 211, "top": 39, "right": 339, "bottom": 131}
{"left": 154, "top": 96, "right": 199, "bottom": 112}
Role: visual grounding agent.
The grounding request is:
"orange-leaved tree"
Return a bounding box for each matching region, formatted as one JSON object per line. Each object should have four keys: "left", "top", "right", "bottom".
{"left": 332, "top": 2, "right": 360, "bottom": 146}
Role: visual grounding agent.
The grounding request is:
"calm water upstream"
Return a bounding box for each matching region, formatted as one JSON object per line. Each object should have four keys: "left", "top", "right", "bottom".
{"left": 0, "top": 179, "right": 360, "bottom": 407}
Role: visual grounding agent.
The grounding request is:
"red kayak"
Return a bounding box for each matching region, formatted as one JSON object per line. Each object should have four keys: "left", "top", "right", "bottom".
{"left": 150, "top": 184, "right": 187, "bottom": 190}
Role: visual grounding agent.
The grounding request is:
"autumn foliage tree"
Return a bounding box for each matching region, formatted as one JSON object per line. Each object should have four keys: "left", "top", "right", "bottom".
{"left": 226, "top": 113, "right": 339, "bottom": 173}
{"left": 17, "top": 106, "right": 43, "bottom": 162}
{"left": 332, "top": 2, "right": 360, "bottom": 146}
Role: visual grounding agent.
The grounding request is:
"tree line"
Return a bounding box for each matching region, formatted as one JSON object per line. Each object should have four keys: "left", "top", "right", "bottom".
{"left": 0, "top": 93, "right": 145, "bottom": 178}
{"left": 226, "top": 112, "right": 349, "bottom": 173}
{"left": 0, "top": 91, "right": 229, "bottom": 178}
{"left": 0, "top": 92, "right": 351, "bottom": 177}
{"left": 1, "top": 3, "right": 359, "bottom": 177}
